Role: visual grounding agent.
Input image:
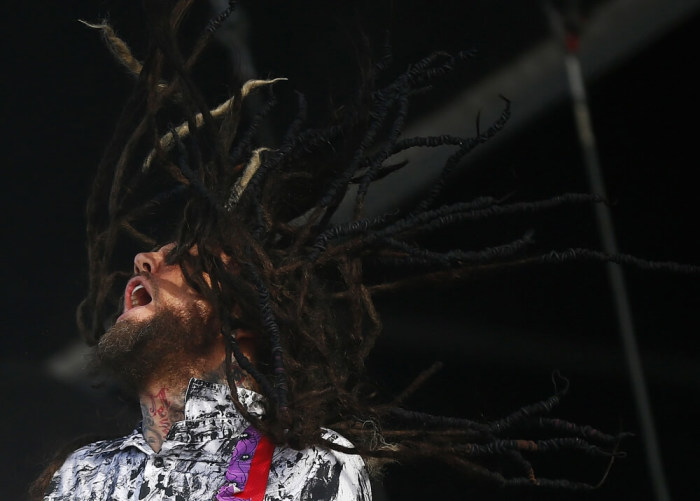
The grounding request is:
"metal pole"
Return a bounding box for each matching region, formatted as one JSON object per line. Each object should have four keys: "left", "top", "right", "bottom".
{"left": 564, "top": 51, "right": 671, "bottom": 501}
{"left": 546, "top": 3, "right": 672, "bottom": 500}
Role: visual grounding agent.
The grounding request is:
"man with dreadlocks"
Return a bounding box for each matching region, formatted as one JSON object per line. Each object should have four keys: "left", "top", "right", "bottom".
{"left": 42, "top": 241, "right": 372, "bottom": 500}
{"left": 36, "top": 0, "right": 696, "bottom": 499}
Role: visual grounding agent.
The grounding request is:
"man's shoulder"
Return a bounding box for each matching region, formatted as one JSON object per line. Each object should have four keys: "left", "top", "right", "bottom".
{"left": 43, "top": 431, "right": 144, "bottom": 500}
{"left": 63, "top": 429, "right": 141, "bottom": 461}
{"left": 320, "top": 428, "right": 354, "bottom": 448}
{"left": 266, "top": 428, "right": 371, "bottom": 501}
{"left": 270, "top": 427, "right": 362, "bottom": 465}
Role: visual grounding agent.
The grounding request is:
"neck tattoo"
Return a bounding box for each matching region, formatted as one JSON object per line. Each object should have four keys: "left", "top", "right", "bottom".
{"left": 140, "top": 387, "right": 185, "bottom": 453}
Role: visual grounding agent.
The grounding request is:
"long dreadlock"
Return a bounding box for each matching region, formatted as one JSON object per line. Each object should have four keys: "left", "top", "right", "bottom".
{"left": 73, "top": 0, "right": 699, "bottom": 491}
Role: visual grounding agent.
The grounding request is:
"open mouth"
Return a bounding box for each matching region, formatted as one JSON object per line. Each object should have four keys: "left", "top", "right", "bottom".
{"left": 115, "top": 278, "right": 155, "bottom": 323}
{"left": 124, "top": 279, "right": 153, "bottom": 312}
{"left": 130, "top": 283, "right": 152, "bottom": 308}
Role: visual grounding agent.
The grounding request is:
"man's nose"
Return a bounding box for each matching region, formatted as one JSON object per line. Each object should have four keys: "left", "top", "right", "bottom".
{"left": 134, "top": 250, "right": 164, "bottom": 274}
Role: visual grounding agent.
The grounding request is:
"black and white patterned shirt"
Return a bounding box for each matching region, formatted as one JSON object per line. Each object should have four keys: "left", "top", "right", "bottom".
{"left": 44, "top": 379, "right": 371, "bottom": 500}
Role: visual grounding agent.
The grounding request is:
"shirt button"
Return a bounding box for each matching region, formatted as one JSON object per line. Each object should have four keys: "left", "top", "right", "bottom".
{"left": 153, "top": 457, "right": 164, "bottom": 468}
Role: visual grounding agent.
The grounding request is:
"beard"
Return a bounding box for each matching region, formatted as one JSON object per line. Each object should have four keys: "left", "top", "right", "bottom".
{"left": 96, "top": 305, "right": 219, "bottom": 393}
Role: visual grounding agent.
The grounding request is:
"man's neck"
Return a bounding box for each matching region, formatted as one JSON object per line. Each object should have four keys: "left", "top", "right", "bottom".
{"left": 137, "top": 360, "right": 257, "bottom": 453}
{"left": 139, "top": 384, "right": 187, "bottom": 453}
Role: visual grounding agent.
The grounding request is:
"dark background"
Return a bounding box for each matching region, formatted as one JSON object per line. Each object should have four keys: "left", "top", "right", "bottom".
{"left": 2, "top": 1, "right": 699, "bottom": 500}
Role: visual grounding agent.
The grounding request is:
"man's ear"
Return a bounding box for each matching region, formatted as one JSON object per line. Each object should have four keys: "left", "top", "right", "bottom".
{"left": 227, "top": 301, "right": 259, "bottom": 359}
{"left": 232, "top": 326, "right": 258, "bottom": 362}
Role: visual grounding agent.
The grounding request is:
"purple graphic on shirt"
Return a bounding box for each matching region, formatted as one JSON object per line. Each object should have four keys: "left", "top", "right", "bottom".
{"left": 216, "top": 425, "right": 261, "bottom": 501}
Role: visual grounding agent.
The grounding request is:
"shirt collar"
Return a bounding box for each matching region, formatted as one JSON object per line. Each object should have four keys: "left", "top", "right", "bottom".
{"left": 183, "top": 378, "right": 266, "bottom": 421}
{"left": 117, "top": 378, "right": 266, "bottom": 453}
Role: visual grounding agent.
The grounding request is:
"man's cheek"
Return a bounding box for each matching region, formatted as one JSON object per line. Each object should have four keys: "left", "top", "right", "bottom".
{"left": 194, "top": 299, "right": 214, "bottom": 324}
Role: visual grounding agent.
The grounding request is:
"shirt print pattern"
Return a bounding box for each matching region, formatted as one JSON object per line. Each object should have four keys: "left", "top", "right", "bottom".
{"left": 217, "top": 425, "right": 263, "bottom": 500}
{"left": 44, "top": 379, "right": 371, "bottom": 501}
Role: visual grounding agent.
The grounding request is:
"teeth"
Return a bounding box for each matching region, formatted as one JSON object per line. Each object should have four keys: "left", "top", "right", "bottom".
{"left": 131, "top": 284, "right": 145, "bottom": 307}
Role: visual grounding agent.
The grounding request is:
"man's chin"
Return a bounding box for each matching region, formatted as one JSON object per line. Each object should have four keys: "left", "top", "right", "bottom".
{"left": 95, "top": 308, "right": 218, "bottom": 392}
{"left": 98, "top": 317, "right": 145, "bottom": 356}
{"left": 96, "top": 316, "right": 156, "bottom": 391}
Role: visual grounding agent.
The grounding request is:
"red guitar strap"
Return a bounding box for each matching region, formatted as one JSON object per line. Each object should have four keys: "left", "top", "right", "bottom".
{"left": 234, "top": 435, "right": 275, "bottom": 501}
